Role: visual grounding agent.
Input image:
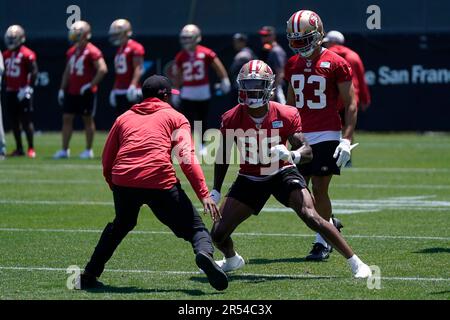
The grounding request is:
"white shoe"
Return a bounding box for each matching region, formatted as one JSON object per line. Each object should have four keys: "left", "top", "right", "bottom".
{"left": 79, "top": 149, "right": 94, "bottom": 159}
{"left": 216, "top": 253, "right": 245, "bottom": 273}
{"left": 53, "top": 149, "right": 70, "bottom": 159}
{"left": 353, "top": 263, "right": 372, "bottom": 279}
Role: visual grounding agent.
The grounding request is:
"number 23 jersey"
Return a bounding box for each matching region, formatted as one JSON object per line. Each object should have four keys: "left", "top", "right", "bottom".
{"left": 284, "top": 48, "right": 352, "bottom": 134}
{"left": 175, "top": 45, "right": 217, "bottom": 101}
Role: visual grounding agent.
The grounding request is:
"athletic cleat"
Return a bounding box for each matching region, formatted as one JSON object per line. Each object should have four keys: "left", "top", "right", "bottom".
{"left": 195, "top": 251, "right": 228, "bottom": 291}
{"left": 216, "top": 253, "right": 245, "bottom": 273}
{"left": 75, "top": 273, "right": 104, "bottom": 290}
{"left": 332, "top": 216, "right": 343, "bottom": 232}
{"left": 306, "top": 243, "right": 330, "bottom": 261}
{"left": 79, "top": 149, "right": 94, "bottom": 159}
{"left": 8, "top": 149, "right": 25, "bottom": 157}
{"left": 53, "top": 149, "right": 70, "bottom": 159}
{"left": 353, "top": 263, "right": 372, "bottom": 279}
{"left": 27, "top": 148, "right": 36, "bottom": 159}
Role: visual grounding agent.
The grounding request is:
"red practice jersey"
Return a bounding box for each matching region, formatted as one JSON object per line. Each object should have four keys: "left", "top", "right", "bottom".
{"left": 284, "top": 48, "right": 352, "bottom": 133}
{"left": 3, "top": 45, "right": 37, "bottom": 91}
{"left": 220, "top": 102, "right": 302, "bottom": 177}
{"left": 66, "top": 43, "right": 103, "bottom": 95}
{"left": 175, "top": 45, "right": 217, "bottom": 87}
{"left": 328, "top": 44, "right": 371, "bottom": 111}
{"left": 113, "top": 39, "right": 145, "bottom": 90}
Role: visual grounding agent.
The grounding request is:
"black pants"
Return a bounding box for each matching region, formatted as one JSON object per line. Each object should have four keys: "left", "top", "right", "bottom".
{"left": 84, "top": 183, "right": 213, "bottom": 277}
{"left": 6, "top": 91, "right": 34, "bottom": 151}
{"left": 181, "top": 99, "right": 210, "bottom": 138}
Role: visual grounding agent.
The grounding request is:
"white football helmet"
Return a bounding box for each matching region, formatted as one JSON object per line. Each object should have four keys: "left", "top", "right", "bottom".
{"left": 237, "top": 60, "right": 275, "bottom": 109}
{"left": 109, "top": 19, "right": 132, "bottom": 46}
{"left": 286, "top": 10, "right": 324, "bottom": 58}
{"left": 68, "top": 20, "right": 92, "bottom": 44}
{"left": 4, "top": 25, "right": 26, "bottom": 50}
{"left": 179, "top": 24, "right": 201, "bottom": 51}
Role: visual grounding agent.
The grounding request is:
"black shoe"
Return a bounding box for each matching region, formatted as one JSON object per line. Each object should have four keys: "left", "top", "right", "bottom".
{"left": 195, "top": 251, "right": 228, "bottom": 291}
{"left": 332, "top": 216, "right": 344, "bottom": 232}
{"left": 305, "top": 243, "right": 330, "bottom": 261}
{"left": 77, "top": 273, "right": 104, "bottom": 290}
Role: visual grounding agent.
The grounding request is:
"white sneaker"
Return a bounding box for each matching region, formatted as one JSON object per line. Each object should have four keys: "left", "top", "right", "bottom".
{"left": 53, "top": 149, "right": 70, "bottom": 159}
{"left": 353, "top": 263, "right": 372, "bottom": 279}
{"left": 216, "top": 253, "right": 245, "bottom": 273}
{"left": 79, "top": 149, "right": 94, "bottom": 159}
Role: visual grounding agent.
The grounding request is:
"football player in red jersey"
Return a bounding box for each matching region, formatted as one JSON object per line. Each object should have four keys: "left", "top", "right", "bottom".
{"left": 284, "top": 10, "right": 358, "bottom": 261}
{"left": 54, "top": 21, "right": 108, "bottom": 159}
{"left": 173, "top": 24, "right": 231, "bottom": 152}
{"left": 3, "top": 25, "right": 38, "bottom": 158}
{"left": 108, "top": 19, "right": 145, "bottom": 117}
{"left": 209, "top": 60, "right": 371, "bottom": 278}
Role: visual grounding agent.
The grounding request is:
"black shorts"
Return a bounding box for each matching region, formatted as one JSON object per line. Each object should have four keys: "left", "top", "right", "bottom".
{"left": 115, "top": 94, "right": 135, "bottom": 116}
{"left": 297, "top": 140, "right": 340, "bottom": 177}
{"left": 181, "top": 99, "right": 210, "bottom": 134}
{"left": 6, "top": 91, "right": 33, "bottom": 120}
{"left": 63, "top": 92, "right": 97, "bottom": 116}
{"left": 226, "top": 166, "right": 307, "bottom": 215}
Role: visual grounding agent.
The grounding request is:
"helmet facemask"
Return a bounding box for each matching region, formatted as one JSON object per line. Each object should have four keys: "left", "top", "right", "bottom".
{"left": 4, "top": 35, "right": 23, "bottom": 50}
{"left": 238, "top": 78, "right": 274, "bottom": 109}
{"left": 180, "top": 34, "right": 200, "bottom": 51}
{"left": 288, "top": 30, "right": 322, "bottom": 58}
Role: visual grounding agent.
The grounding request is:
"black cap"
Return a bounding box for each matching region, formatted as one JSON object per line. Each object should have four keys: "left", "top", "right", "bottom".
{"left": 142, "top": 75, "right": 180, "bottom": 99}
{"left": 233, "top": 33, "right": 248, "bottom": 41}
{"left": 258, "top": 26, "right": 275, "bottom": 36}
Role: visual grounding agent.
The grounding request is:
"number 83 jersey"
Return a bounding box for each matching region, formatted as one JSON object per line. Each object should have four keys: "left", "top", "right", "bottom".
{"left": 284, "top": 48, "right": 352, "bottom": 135}
{"left": 175, "top": 45, "right": 217, "bottom": 101}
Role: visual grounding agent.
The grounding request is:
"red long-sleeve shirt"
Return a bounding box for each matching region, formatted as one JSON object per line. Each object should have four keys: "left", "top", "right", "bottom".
{"left": 329, "top": 44, "right": 371, "bottom": 111}
{"left": 102, "top": 97, "right": 209, "bottom": 201}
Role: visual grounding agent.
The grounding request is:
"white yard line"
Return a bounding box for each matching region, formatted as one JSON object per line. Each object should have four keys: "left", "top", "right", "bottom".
{"left": 0, "top": 227, "right": 448, "bottom": 241}
{"left": 0, "top": 266, "right": 448, "bottom": 282}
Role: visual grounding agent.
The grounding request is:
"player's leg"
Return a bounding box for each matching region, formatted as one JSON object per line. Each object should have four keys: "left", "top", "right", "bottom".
{"left": 80, "top": 92, "right": 96, "bottom": 159}
{"left": 146, "top": 183, "right": 228, "bottom": 291}
{"left": 287, "top": 188, "right": 371, "bottom": 278}
{"left": 20, "top": 97, "right": 35, "bottom": 157}
{"left": 114, "top": 94, "right": 131, "bottom": 117}
{"left": 7, "top": 92, "right": 24, "bottom": 156}
{"left": 0, "top": 94, "right": 6, "bottom": 157}
{"left": 61, "top": 113, "right": 74, "bottom": 151}
{"left": 82, "top": 185, "right": 143, "bottom": 287}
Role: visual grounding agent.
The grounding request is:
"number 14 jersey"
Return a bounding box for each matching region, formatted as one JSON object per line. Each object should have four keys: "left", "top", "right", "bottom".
{"left": 284, "top": 48, "right": 352, "bottom": 135}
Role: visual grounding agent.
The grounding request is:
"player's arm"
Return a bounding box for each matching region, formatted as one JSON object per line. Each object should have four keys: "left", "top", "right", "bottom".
{"left": 102, "top": 121, "right": 121, "bottom": 189}
{"left": 90, "top": 57, "right": 108, "bottom": 87}
{"left": 338, "top": 81, "right": 357, "bottom": 141}
{"left": 213, "top": 132, "right": 232, "bottom": 194}
{"left": 288, "top": 132, "right": 313, "bottom": 164}
{"left": 211, "top": 57, "right": 231, "bottom": 94}
{"left": 172, "top": 63, "right": 183, "bottom": 89}
{"left": 286, "top": 82, "right": 296, "bottom": 106}
{"left": 130, "top": 56, "right": 144, "bottom": 87}
{"left": 60, "top": 62, "right": 70, "bottom": 91}
{"left": 29, "top": 60, "right": 38, "bottom": 86}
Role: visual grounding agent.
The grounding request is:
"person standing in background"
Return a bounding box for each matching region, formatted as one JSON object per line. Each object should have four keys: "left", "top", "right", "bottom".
{"left": 54, "top": 21, "right": 108, "bottom": 159}
{"left": 258, "top": 26, "right": 287, "bottom": 104}
{"left": 108, "top": 19, "right": 145, "bottom": 117}
{"left": 0, "top": 51, "right": 6, "bottom": 159}
{"left": 2, "top": 25, "right": 38, "bottom": 158}
{"left": 229, "top": 33, "right": 256, "bottom": 97}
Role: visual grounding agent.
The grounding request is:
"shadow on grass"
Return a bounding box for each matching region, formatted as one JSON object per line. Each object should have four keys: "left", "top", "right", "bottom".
{"left": 413, "top": 247, "right": 450, "bottom": 254}
{"left": 190, "top": 273, "right": 333, "bottom": 285}
{"left": 248, "top": 257, "right": 312, "bottom": 265}
{"left": 430, "top": 290, "right": 450, "bottom": 295}
{"left": 85, "top": 285, "right": 223, "bottom": 296}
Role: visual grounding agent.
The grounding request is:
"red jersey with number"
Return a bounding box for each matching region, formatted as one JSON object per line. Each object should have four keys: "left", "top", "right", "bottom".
{"left": 3, "top": 45, "right": 36, "bottom": 91}
{"left": 113, "top": 39, "right": 145, "bottom": 90}
{"left": 284, "top": 48, "right": 352, "bottom": 133}
{"left": 220, "top": 102, "right": 302, "bottom": 177}
{"left": 66, "top": 43, "right": 103, "bottom": 95}
{"left": 175, "top": 45, "right": 216, "bottom": 87}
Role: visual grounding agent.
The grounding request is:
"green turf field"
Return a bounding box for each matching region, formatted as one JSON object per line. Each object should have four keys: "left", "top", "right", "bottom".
{"left": 0, "top": 132, "right": 449, "bottom": 300}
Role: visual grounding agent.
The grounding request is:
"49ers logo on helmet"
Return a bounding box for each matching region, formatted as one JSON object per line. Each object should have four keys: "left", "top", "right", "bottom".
{"left": 309, "top": 13, "right": 319, "bottom": 27}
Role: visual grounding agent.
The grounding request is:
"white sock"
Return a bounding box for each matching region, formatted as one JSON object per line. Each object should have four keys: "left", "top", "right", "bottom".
{"left": 347, "top": 254, "right": 363, "bottom": 273}
{"left": 315, "top": 218, "right": 334, "bottom": 247}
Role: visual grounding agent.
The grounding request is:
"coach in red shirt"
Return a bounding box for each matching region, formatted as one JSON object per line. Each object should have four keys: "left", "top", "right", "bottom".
{"left": 79, "top": 75, "right": 228, "bottom": 291}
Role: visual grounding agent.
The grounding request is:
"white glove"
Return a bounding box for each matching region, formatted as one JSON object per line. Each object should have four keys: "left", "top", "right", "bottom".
{"left": 109, "top": 91, "right": 117, "bottom": 108}
{"left": 276, "top": 85, "right": 286, "bottom": 104}
{"left": 80, "top": 83, "right": 92, "bottom": 95}
{"left": 58, "top": 89, "right": 65, "bottom": 107}
{"left": 220, "top": 78, "right": 231, "bottom": 95}
{"left": 210, "top": 189, "right": 221, "bottom": 205}
{"left": 270, "top": 144, "right": 292, "bottom": 162}
{"left": 126, "top": 85, "right": 139, "bottom": 102}
{"left": 171, "top": 93, "right": 181, "bottom": 108}
{"left": 333, "top": 138, "right": 352, "bottom": 168}
{"left": 17, "top": 86, "right": 34, "bottom": 101}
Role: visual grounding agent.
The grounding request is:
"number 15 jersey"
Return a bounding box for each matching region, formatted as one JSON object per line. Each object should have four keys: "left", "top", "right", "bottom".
{"left": 284, "top": 48, "right": 352, "bottom": 138}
